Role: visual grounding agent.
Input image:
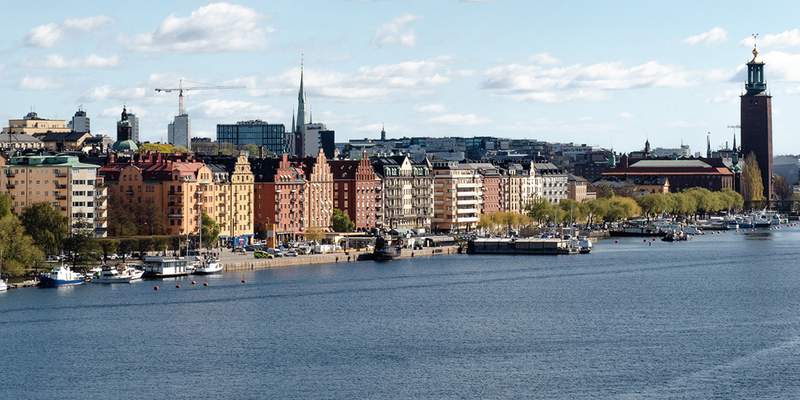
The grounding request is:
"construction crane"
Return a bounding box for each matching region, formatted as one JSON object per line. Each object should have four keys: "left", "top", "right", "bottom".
{"left": 154, "top": 79, "right": 244, "bottom": 115}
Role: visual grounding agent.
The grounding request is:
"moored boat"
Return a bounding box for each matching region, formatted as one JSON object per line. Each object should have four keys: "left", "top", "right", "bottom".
{"left": 142, "top": 256, "right": 191, "bottom": 278}
{"left": 92, "top": 265, "right": 144, "bottom": 284}
{"left": 0, "top": 279, "right": 7, "bottom": 292}
{"left": 468, "top": 238, "right": 576, "bottom": 255}
{"left": 39, "top": 265, "right": 85, "bottom": 287}
{"left": 373, "top": 236, "right": 402, "bottom": 261}
{"left": 193, "top": 255, "right": 223, "bottom": 275}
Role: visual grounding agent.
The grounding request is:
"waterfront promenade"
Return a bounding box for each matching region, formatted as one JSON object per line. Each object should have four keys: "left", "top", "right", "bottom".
{"left": 220, "top": 245, "right": 461, "bottom": 272}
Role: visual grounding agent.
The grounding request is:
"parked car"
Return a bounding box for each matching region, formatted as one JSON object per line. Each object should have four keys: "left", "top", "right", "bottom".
{"left": 285, "top": 250, "right": 298, "bottom": 257}
{"left": 233, "top": 247, "right": 245, "bottom": 254}
{"left": 254, "top": 250, "right": 273, "bottom": 259}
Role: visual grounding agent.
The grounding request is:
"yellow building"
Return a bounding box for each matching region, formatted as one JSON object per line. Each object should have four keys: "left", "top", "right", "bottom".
{"left": 0, "top": 155, "right": 107, "bottom": 237}
{"left": 205, "top": 153, "right": 254, "bottom": 246}
{"left": 3, "top": 112, "right": 70, "bottom": 135}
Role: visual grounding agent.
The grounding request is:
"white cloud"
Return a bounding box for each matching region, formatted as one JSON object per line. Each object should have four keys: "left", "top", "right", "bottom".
{"left": 706, "top": 89, "right": 741, "bottom": 104}
{"left": 191, "top": 99, "right": 284, "bottom": 121}
{"left": 19, "top": 76, "right": 61, "bottom": 90}
{"left": 230, "top": 57, "right": 457, "bottom": 100}
{"left": 373, "top": 15, "right": 418, "bottom": 47}
{"left": 85, "top": 85, "right": 147, "bottom": 101}
{"left": 741, "top": 29, "right": 800, "bottom": 48}
{"left": 529, "top": 52, "right": 560, "bottom": 65}
{"left": 684, "top": 27, "right": 727, "bottom": 45}
{"left": 429, "top": 113, "right": 490, "bottom": 126}
{"left": 482, "top": 58, "right": 693, "bottom": 102}
{"left": 127, "top": 2, "right": 270, "bottom": 52}
{"left": 619, "top": 112, "right": 634, "bottom": 119}
{"left": 36, "top": 54, "right": 120, "bottom": 69}
{"left": 415, "top": 104, "right": 446, "bottom": 113}
{"left": 25, "top": 16, "right": 110, "bottom": 48}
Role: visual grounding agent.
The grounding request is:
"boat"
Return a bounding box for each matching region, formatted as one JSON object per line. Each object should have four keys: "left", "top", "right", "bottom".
{"left": 0, "top": 278, "right": 7, "bottom": 292}
{"left": 661, "top": 230, "right": 688, "bottom": 242}
{"left": 467, "top": 238, "right": 577, "bottom": 255}
{"left": 576, "top": 237, "right": 592, "bottom": 254}
{"left": 609, "top": 222, "right": 665, "bottom": 237}
{"left": 193, "top": 255, "right": 223, "bottom": 275}
{"left": 142, "top": 256, "right": 191, "bottom": 278}
{"left": 39, "top": 265, "right": 85, "bottom": 287}
{"left": 682, "top": 225, "right": 704, "bottom": 235}
{"left": 92, "top": 265, "right": 144, "bottom": 284}
{"left": 373, "top": 236, "right": 402, "bottom": 261}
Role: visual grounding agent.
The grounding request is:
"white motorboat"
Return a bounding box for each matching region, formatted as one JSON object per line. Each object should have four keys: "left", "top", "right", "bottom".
{"left": 193, "top": 256, "right": 223, "bottom": 275}
{"left": 682, "top": 225, "right": 704, "bottom": 235}
{"left": 38, "top": 265, "right": 85, "bottom": 287}
{"left": 92, "top": 265, "right": 144, "bottom": 284}
{"left": 0, "top": 279, "right": 7, "bottom": 292}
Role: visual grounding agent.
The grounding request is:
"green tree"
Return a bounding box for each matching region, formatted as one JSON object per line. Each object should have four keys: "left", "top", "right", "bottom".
{"left": 526, "top": 198, "right": 553, "bottom": 225}
{"left": 741, "top": 152, "right": 765, "bottom": 207}
{"left": 63, "top": 232, "right": 100, "bottom": 269}
{"left": 20, "top": 203, "right": 70, "bottom": 256}
{"left": 305, "top": 227, "right": 325, "bottom": 242}
{"left": 331, "top": 208, "right": 355, "bottom": 232}
{"left": 559, "top": 199, "right": 586, "bottom": 224}
{"left": 99, "top": 239, "right": 119, "bottom": 262}
{"left": 201, "top": 213, "right": 221, "bottom": 249}
{"left": 118, "top": 239, "right": 135, "bottom": 262}
{"left": 0, "top": 194, "right": 44, "bottom": 277}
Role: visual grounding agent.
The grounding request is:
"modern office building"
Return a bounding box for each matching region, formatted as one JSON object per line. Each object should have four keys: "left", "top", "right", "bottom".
{"left": 432, "top": 161, "right": 483, "bottom": 232}
{"left": 168, "top": 114, "right": 190, "bottom": 149}
{"left": 69, "top": 108, "right": 90, "bottom": 133}
{"left": 216, "top": 120, "right": 287, "bottom": 155}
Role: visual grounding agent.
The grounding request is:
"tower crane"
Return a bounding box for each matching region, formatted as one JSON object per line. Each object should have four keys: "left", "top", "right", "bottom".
{"left": 154, "top": 79, "right": 244, "bottom": 115}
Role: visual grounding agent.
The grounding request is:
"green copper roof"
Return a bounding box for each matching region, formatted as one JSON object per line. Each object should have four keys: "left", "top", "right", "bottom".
{"left": 7, "top": 155, "right": 98, "bottom": 169}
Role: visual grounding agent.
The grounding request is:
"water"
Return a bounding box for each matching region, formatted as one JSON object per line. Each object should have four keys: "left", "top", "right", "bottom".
{"left": 2, "top": 229, "right": 800, "bottom": 399}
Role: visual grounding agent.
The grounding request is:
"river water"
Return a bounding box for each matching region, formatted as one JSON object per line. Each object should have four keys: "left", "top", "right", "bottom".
{"left": 2, "top": 228, "right": 800, "bottom": 399}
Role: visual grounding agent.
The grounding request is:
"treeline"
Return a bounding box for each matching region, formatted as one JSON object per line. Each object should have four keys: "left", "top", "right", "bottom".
{"left": 477, "top": 187, "right": 746, "bottom": 230}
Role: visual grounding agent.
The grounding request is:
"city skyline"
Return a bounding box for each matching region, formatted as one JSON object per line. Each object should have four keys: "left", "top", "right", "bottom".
{"left": 3, "top": 1, "right": 800, "bottom": 153}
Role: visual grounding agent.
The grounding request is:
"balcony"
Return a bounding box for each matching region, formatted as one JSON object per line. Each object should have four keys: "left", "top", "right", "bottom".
{"left": 5, "top": 170, "right": 15, "bottom": 177}
{"left": 55, "top": 194, "right": 67, "bottom": 200}
{"left": 168, "top": 214, "right": 183, "bottom": 219}
{"left": 55, "top": 183, "right": 68, "bottom": 189}
{"left": 54, "top": 171, "right": 68, "bottom": 178}
{"left": 5, "top": 182, "right": 14, "bottom": 189}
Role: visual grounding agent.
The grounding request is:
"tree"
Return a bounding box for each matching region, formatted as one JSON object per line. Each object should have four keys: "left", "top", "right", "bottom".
{"left": 138, "top": 143, "right": 188, "bottom": 154}
{"left": 99, "top": 239, "right": 119, "bottom": 262}
{"left": 559, "top": 200, "right": 586, "bottom": 224}
{"left": 526, "top": 199, "right": 553, "bottom": 225}
{"left": 0, "top": 194, "right": 44, "bottom": 277}
{"left": 305, "top": 227, "right": 325, "bottom": 242}
{"left": 741, "top": 152, "right": 765, "bottom": 207}
{"left": 201, "top": 213, "right": 221, "bottom": 249}
{"left": 63, "top": 232, "right": 100, "bottom": 269}
{"left": 331, "top": 208, "right": 355, "bottom": 232}
{"left": 773, "top": 175, "right": 793, "bottom": 202}
{"left": 20, "top": 203, "right": 69, "bottom": 255}
{"left": 118, "top": 239, "right": 135, "bottom": 263}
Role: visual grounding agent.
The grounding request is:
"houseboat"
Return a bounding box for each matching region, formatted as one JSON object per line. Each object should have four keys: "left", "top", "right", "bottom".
{"left": 142, "top": 256, "right": 191, "bottom": 278}
{"left": 467, "top": 238, "right": 577, "bottom": 255}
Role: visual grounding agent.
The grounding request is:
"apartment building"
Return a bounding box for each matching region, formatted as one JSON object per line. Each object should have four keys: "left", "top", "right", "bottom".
{"left": 371, "top": 155, "right": 434, "bottom": 231}
{"left": 252, "top": 154, "right": 307, "bottom": 241}
{"left": 0, "top": 155, "right": 106, "bottom": 236}
{"left": 432, "top": 161, "right": 483, "bottom": 232}
{"left": 329, "top": 153, "right": 382, "bottom": 230}
{"left": 202, "top": 153, "right": 255, "bottom": 246}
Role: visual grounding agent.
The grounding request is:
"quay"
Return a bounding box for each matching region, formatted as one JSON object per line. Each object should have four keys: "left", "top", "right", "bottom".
{"left": 222, "top": 245, "right": 461, "bottom": 272}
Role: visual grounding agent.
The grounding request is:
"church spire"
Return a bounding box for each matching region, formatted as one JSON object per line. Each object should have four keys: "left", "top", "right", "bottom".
{"left": 706, "top": 132, "right": 712, "bottom": 158}
{"left": 297, "top": 53, "right": 306, "bottom": 130}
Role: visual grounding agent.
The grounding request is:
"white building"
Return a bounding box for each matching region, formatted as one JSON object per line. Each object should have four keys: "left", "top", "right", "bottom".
{"left": 532, "top": 162, "right": 568, "bottom": 204}
{"left": 69, "top": 109, "right": 90, "bottom": 133}
{"left": 168, "top": 114, "right": 190, "bottom": 149}
{"left": 432, "top": 161, "right": 482, "bottom": 232}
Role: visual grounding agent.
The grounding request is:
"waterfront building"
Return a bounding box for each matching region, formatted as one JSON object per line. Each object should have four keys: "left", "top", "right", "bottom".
{"left": 99, "top": 152, "right": 214, "bottom": 236}
{"left": 329, "top": 153, "right": 382, "bottom": 230}
{"left": 567, "top": 174, "right": 595, "bottom": 202}
{"left": 69, "top": 108, "right": 90, "bottom": 133}
{"left": 371, "top": 155, "right": 434, "bottom": 230}
{"left": 297, "top": 149, "right": 335, "bottom": 232}
{"left": 252, "top": 154, "right": 306, "bottom": 241}
{"left": 500, "top": 165, "right": 525, "bottom": 213}
{"left": 740, "top": 43, "right": 773, "bottom": 200}
{"left": 593, "top": 176, "right": 670, "bottom": 197}
{"left": 200, "top": 153, "right": 255, "bottom": 247}
{"left": 217, "top": 120, "right": 288, "bottom": 155}
{"left": 463, "top": 163, "right": 502, "bottom": 214}
{"left": 432, "top": 161, "right": 482, "bottom": 232}
{"left": 0, "top": 154, "right": 107, "bottom": 236}
{"left": 533, "top": 162, "right": 569, "bottom": 204}
{"left": 168, "top": 114, "right": 190, "bottom": 149}
{"left": 601, "top": 159, "right": 733, "bottom": 192}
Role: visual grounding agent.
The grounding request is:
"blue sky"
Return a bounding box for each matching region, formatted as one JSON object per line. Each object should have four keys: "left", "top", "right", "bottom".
{"left": 2, "top": 0, "right": 800, "bottom": 154}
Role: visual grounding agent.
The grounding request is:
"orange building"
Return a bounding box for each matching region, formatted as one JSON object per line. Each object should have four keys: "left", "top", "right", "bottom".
{"left": 252, "top": 154, "right": 306, "bottom": 241}
{"left": 297, "top": 149, "right": 334, "bottom": 232}
{"left": 99, "top": 152, "right": 216, "bottom": 236}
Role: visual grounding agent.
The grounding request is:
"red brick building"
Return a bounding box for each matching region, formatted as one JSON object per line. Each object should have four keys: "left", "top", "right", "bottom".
{"left": 329, "top": 154, "right": 382, "bottom": 230}
{"left": 602, "top": 159, "right": 734, "bottom": 192}
{"left": 252, "top": 154, "right": 306, "bottom": 241}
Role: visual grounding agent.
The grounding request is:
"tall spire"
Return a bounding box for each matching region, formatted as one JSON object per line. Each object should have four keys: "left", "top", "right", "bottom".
{"left": 733, "top": 131, "right": 737, "bottom": 152}
{"left": 297, "top": 53, "right": 306, "bottom": 130}
{"left": 706, "top": 132, "right": 712, "bottom": 158}
{"left": 745, "top": 33, "right": 767, "bottom": 95}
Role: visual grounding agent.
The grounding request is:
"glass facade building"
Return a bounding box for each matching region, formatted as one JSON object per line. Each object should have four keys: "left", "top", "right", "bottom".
{"left": 217, "top": 120, "right": 287, "bottom": 155}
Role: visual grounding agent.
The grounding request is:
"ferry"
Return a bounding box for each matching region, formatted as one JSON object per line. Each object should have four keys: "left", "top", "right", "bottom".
{"left": 92, "top": 265, "right": 144, "bottom": 284}
{"left": 142, "top": 256, "right": 191, "bottom": 278}
{"left": 39, "top": 265, "right": 85, "bottom": 287}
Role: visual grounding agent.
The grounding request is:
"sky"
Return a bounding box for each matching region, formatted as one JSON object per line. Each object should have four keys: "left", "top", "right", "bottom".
{"left": 2, "top": 0, "right": 800, "bottom": 154}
